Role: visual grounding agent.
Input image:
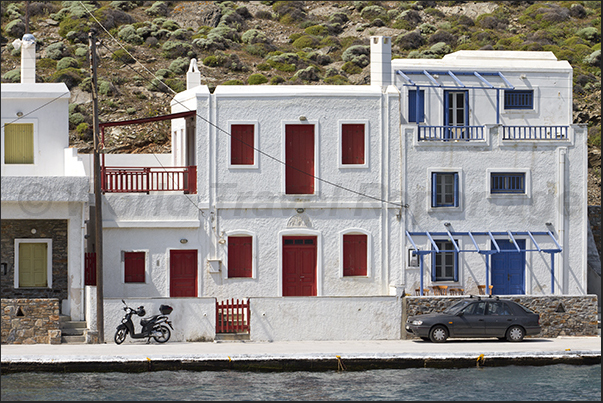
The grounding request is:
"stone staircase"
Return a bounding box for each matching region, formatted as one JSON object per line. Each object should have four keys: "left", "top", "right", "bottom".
{"left": 215, "top": 333, "right": 250, "bottom": 342}
{"left": 59, "top": 314, "right": 88, "bottom": 344}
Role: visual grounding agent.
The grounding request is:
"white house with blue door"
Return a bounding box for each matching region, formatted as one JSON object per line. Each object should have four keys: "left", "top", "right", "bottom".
{"left": 394, "top": 49, "right": 588, "bottom": 296}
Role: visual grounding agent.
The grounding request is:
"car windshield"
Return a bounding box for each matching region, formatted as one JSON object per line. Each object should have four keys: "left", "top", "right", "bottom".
{"left": 443, "top": 300, "right": 472, "bottom": 314}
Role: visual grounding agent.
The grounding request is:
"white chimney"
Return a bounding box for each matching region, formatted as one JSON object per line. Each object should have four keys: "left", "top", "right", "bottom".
{"left": 20, "top": 33, "right": 37, "bottom": 83}
{"left": 186, "top": 58, "right": 201, "bottom": 90}
{"left": 370, "top": 36, "right": 392, "bottom": 87}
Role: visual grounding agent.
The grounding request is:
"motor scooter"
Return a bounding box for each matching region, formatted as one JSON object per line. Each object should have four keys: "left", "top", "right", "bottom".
{"left": 114, "top": 299, "right": 174, "bottom": 344}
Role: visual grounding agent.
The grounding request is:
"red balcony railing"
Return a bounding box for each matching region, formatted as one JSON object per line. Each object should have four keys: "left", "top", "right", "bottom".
{"left": 102, "top": 166, "right": 197, "bottom": 194}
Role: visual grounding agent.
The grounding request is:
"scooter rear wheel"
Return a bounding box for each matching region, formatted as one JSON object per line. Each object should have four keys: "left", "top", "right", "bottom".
{"left": 114, "top": 328, "right": 127, "bottom": 345}
{"left": 153, "top": 325, "right": 171, "bottom": 343}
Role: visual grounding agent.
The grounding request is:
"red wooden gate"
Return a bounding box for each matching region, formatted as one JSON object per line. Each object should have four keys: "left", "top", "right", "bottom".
{"left": 216, "top": 299, "right": 250, "bottom": 333}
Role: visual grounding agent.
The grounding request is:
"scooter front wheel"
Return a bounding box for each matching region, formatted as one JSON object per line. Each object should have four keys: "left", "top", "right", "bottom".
{"left": 153, "top": 325, "right": 171, "bottom": 343}
{"left": 114, "top": 328, "right": 127, "bottom": 345}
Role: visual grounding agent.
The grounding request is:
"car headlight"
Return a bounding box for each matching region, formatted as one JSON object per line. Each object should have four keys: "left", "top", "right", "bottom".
{"left": 412, "top": 320, "right": 423, "bottom": 326}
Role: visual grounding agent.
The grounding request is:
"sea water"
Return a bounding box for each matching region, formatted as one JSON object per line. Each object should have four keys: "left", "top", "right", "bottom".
{"left": 1, "top": 364, "right": 600, "bottom": 401}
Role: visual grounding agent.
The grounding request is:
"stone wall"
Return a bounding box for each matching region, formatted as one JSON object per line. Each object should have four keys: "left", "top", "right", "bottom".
{"left": 401, "top": 295, "right": 599, "bottom": 339}
{"left": 1, "top": 298, "right": 61, "bottom": 344}
{"left": 1, "top": 219, "right": 68, "bottom": 304}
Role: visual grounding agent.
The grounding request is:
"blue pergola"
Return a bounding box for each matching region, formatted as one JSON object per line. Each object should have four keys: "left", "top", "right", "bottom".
{"left": 395, "top": 69, "right": 515, "bottom": 125}
{"left": 405, "top": 230, "right": 562, "bottom": 296}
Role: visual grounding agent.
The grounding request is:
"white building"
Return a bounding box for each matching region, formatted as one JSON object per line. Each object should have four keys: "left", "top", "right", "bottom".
{"left": 88, "top": 37, "right": 587, "bottom": 342}
{"left": 1, "top": 34, "right": 89, "bottom": 322}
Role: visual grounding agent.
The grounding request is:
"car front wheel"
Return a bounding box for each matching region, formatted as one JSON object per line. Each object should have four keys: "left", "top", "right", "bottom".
{"left": 429, "top": 325, "right": 448, "bottom": 343}
{"left": 506, "top": 325, "right": 525, "bottom": 342}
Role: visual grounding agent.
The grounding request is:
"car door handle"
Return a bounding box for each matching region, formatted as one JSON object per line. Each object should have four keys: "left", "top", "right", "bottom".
{"left": 478, "top": 319, "right": 484, "bottom": 321}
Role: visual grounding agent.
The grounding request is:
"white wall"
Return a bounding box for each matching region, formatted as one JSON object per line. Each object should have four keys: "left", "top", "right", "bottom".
{"left": 249, "top": 296, "right": 403, "bottom": 341}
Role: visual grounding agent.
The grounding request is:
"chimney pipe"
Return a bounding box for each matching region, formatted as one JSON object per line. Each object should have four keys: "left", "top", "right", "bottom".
{"left": 20, "top": 33, "right": 36, "bottom": 84}
{"left": 370, "top": 36, "right": 392, "bottom": 87}
{"left": 186, "top": 58, "right": 201, "bottom": 90}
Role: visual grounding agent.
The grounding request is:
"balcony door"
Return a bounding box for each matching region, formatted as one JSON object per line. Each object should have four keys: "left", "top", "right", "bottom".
{"left": 444, "top": 91, "right": 468, "bottom": 140}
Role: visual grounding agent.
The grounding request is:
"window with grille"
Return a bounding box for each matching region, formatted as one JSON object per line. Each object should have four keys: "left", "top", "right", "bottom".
{"left": 504, "top": 90, "right": 534, "bottom": 110}
{"left": 343, "top": 234, "right": 367, "bottom": 276}
{"left": 4, "top": 123, "right": 34, "bottom": 164}
{"left": 432, "top": 172, "right": 459, "bottom": 207}
{"left": 124, "top": 251, "right": 145, "bottom": 283}
{"left": 432, "top": 240, "right": 458, "bottom": 282}
{"left": 230, "top": 124, "right": 255, "bottom": 165}
{"left": 228, "top": 236, "right": 252, "bottom": 278}
{"left": 341, "top": 123, "right": 365, "bottom": 165}
{"left": 491, "top": 173, "right": 525, "bottom": 194}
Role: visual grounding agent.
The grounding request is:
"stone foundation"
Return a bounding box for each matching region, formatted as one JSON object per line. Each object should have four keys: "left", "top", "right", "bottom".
{"left": 402, "top": 295, "right": 599, "bottom": 339}
{"left": 1, "top": 298, "right": 61, "bottom": 344}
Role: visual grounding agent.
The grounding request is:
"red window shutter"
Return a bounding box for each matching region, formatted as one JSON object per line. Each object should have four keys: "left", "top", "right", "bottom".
{"left": 343, "top": 234, "right": 367, "bottom": 276}
{"left": 231, "top": 124, "right": 254, "bottom": 165}
{"left": 124, "top": 252, "right": 145, "bottom": 283}
{"left": 341, "top": 124, "right": 365, "bottom": 165}
{"left": 285, "top": 124, "right": 314, "bottom": 194}
{"left": 228, "top": 236, "right": 253, "bottom": 278}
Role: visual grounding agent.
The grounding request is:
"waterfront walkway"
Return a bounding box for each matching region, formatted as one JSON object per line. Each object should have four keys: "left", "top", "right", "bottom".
{"left": 2, "top": 336, "right": 600, "bottom": 373}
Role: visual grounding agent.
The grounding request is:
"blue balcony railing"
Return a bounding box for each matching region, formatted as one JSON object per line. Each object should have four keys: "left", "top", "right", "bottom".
{"left": 503, "top": 126, "right": 569, "bottom": 140}
{"left": 418, "top": 125, "right": 484, "bottom": 141}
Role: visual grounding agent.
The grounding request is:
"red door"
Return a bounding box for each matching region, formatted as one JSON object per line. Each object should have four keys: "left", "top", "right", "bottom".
{"left": 170, "top": 249, "right": 197, "bottom": 297}
{"left": 285, "top": 124, "right": 314, "bottom": 194}
{"left": 283, "top": 236, "right": 317, "bottom": 296}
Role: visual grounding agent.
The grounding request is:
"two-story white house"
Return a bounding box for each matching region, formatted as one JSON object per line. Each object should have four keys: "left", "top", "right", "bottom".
{"left": 1, "top": 34, "right": 89, "bottom": 329}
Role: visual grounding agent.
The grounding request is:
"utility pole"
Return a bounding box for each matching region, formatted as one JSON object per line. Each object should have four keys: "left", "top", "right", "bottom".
{"left": 89, "top": 28, "right": 104, "bottom": 343}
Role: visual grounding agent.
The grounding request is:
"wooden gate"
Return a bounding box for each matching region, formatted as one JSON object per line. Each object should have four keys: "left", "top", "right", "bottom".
{"left": 216, "top": 299, "right": 250, "bottom": 333}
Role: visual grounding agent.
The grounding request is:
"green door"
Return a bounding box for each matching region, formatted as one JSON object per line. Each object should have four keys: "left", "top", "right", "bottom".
{"left": 19, "top": 243, "right": 48, "bottom": 287}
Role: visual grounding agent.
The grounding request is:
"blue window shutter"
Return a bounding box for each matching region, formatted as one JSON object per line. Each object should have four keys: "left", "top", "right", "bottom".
{"left": 453, "top": 252, "right": 459, "bottom": 282}
{"left": 431, "top": 173, "right": 437, "bottom": 207}
{"left": 431, "top": 249, "right": 437, "bottom": 282}
{"left": 453, "top": 173, "right": 459, "bottom": 207}
{"left": 409, "top": 90, "right": 424, "bottom": 123}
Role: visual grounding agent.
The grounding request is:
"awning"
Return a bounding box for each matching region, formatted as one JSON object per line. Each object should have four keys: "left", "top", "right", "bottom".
{"left": 406, "top": 230, "right": 562, "bottom": 296}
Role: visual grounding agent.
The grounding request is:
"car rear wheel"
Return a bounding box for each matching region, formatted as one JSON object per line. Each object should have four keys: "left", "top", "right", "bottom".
{"left": 429, "top": 325, "right": 448, "bottom": 343}
{"left": 506, "top": 325, "right": 525, "bottom": 342}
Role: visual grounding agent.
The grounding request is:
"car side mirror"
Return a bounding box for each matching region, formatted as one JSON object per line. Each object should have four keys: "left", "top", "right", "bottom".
{"left": 456, "top": 311, "right": 464, "bottom": 316}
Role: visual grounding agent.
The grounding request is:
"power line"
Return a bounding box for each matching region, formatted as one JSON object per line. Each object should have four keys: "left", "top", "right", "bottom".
{"left": 80, "top": 1, "right": 407, "bottom": 209}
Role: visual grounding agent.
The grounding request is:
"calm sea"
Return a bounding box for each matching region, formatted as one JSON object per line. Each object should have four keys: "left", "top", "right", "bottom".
{"left": 1, "top": 364, "right": 600, "bottom": 401}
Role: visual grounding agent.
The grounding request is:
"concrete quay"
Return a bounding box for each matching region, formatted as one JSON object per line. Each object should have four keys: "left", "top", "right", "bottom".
{"left": 1, "top": 336, "right": 600, "bottom": 373}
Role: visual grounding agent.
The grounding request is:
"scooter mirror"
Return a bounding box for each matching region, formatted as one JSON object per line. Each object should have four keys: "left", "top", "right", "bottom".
{"left": 122, "top": 299, "right": 125, "bottom": 304}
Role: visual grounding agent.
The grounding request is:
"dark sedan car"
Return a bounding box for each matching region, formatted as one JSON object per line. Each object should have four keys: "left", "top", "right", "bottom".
{"left": 405, "top": 296, "right": 541, "bottom": 342}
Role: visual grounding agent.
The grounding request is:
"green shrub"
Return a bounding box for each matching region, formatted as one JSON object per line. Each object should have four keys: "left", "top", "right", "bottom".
{"left": 111, "top": 48, "right": 135, "bottom": 64}
{"left": 341, "top": 61, "right": 362, "bottom": 75}
{"left": 50, "top": 68, "right": 83, "bottom": 89}
{"left": 245, "top": 43, "right": 271, "bottom": 57}
{"left": 5, "top": 19, "right": 26, "bottom": 38}
{"left": 57, "top": 57, "right": 79, "bottom": 70}
{"left": 1, "top": 68, "right": 21, "bottom": 83}
{"left": 242, "top": 29, "right": 268, "bottom": 44}
{"left": 126, "top": 107, "right": 137, "bottom": 114}
{"left": 270, "top": 76, "right": 285, "bottom": 85}
{"left": 256, "top": 62, "right": 272, "bottom": 71}
{"left": 69, "top": 112, "right": 86, "bottom": 129}
{"left": 44, "top": 42, "right": 67, "bottom": 60}
{"left": 576, "top": 27, "right": 600, "bottom": 43}
{"left": 169, "top": 57, "right": 190, "bottom": 75}
{"left": 203, "top": 55, "right": 227, "bottom": 67}
{"left": 248, "top": 73, "right": 268, "bottom": 85}
{"left": 74, "top": 46, "right": 88, "bottom": 58}
{"left": 324, "top": 74, "right": 350, "bottom": 85}
{"left": 162, "top": 19, "right": 181, "bottom": 31}
{"left": 118, "top": 25, "right": 144, "bottom": 45}
{"left": 146, "top": 1, "right": 168, "bottom": 17}
{"left": 292, "top": 35, "right": 319, "bottom": 49}
{"left": 98, "top": 80, "right": 115, "bottom": 96}
{"left": 76, "top": 122, "right": 90, "bottom": 138}
{"left": 222, "top": 79, "right": 245, "bottom": 85}
{"left": 165, "top": 78, "right": 185, "bottom": 93}
{"left": 161, "top": 41, "right": 194, "bottom": 59}
{"left": 360, "top": 5, "right": 387, "bottom": 22}
{"left": 305, "top": 25, "right": 328, "bottom": 36}
{"left": 37, "top": 58, "right": 58, "bottom": 69}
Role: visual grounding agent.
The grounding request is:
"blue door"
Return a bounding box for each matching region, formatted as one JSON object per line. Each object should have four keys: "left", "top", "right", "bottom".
{"left": 491, "top": 239, "right": 525, "bottom": 295}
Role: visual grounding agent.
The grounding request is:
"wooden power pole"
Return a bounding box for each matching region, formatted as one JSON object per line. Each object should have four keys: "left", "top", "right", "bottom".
{"left": 89, "top": 29, "right": 104, "bottom": 343}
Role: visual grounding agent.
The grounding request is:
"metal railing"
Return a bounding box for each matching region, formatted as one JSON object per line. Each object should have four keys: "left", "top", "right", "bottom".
{"left": 101, "top": 166, "right": 197, "bottom": 194}
{"left": 503, "top": 126, "right": 569, "bottom": 140}
{"left": 216, "top": 298, "right": 250, "bottom": 334}
{"left": 418, "top": 125, "right": 485, "bottom": 141}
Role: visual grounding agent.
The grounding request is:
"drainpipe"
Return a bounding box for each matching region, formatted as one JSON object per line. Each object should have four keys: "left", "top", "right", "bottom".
{"left": 557, "top": 148, "right": 567, "bottom": 295}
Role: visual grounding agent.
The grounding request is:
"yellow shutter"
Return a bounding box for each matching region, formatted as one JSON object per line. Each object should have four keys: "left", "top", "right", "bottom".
{"left": 19, "top": 243, "right": 48, "bottom": 287}
{"left": 4, "top": 123, "right": 34, "bottom": 164}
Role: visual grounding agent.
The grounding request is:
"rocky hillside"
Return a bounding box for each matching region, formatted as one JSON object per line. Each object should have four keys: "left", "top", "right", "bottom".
{"left": 1, "top": 1, "right": 600, "bottom": 204}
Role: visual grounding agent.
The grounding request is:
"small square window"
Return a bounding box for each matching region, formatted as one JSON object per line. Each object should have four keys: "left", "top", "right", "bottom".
{"left": 124, "top": 251, "right": 145, "bottom": 283}
{"left": 504, "top": 90, "right": 533, "bottom": 110}
{"left": 432, "top": 172, "right": 459, "bottom": 207}
{"left": 491, "top": 173, "right": 525, "bottom": 194}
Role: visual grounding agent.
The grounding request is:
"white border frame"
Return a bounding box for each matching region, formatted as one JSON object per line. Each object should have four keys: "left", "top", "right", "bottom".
{"left": 224, "top": 230, "right": 257, "bottom": 280}
{"left": 227, "top": 120, "right": 259, "bottom": 169}
{"left": 500, "top": 86, "right": 540, "bottom": 117}
{"left": 1, "top": 119, "right": 38, "bottom": 166}
{"left": 14, "top": 238, "right": 52, "bottom": 288}
{"left": 426, "top": 167, "right": 463, "bottom": 213}
{"left": 486, "top": 168, "right": 532, "bottom": 199}
{"left": 278, "top": 228, "right": 322, "bottom": 296}
{"left": 121, "top": 249, "right": 149, "bottom": 284}
{"left": 281, "top": 120, "right": 320, "bottom": 197}
{"left": 338, "top": 120, "right": 370, "bottom": 169}
{"left": 338, "top": 228, "right": 372, "bottom": 278}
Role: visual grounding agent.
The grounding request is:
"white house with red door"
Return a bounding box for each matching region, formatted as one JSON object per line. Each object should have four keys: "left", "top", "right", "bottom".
{"left": 88, "top": 36, "right": 588, "bottom": 342}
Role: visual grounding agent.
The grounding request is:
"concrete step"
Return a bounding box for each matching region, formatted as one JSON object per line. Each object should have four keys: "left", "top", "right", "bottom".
{"left": 215, "top": 333, "right": 250, "bottom": 342}
{"left": 59, "top": 316, "right": 89, "bottom": 343}
{"left": 61, "top": 335, "right": 86, "bottom": 344}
